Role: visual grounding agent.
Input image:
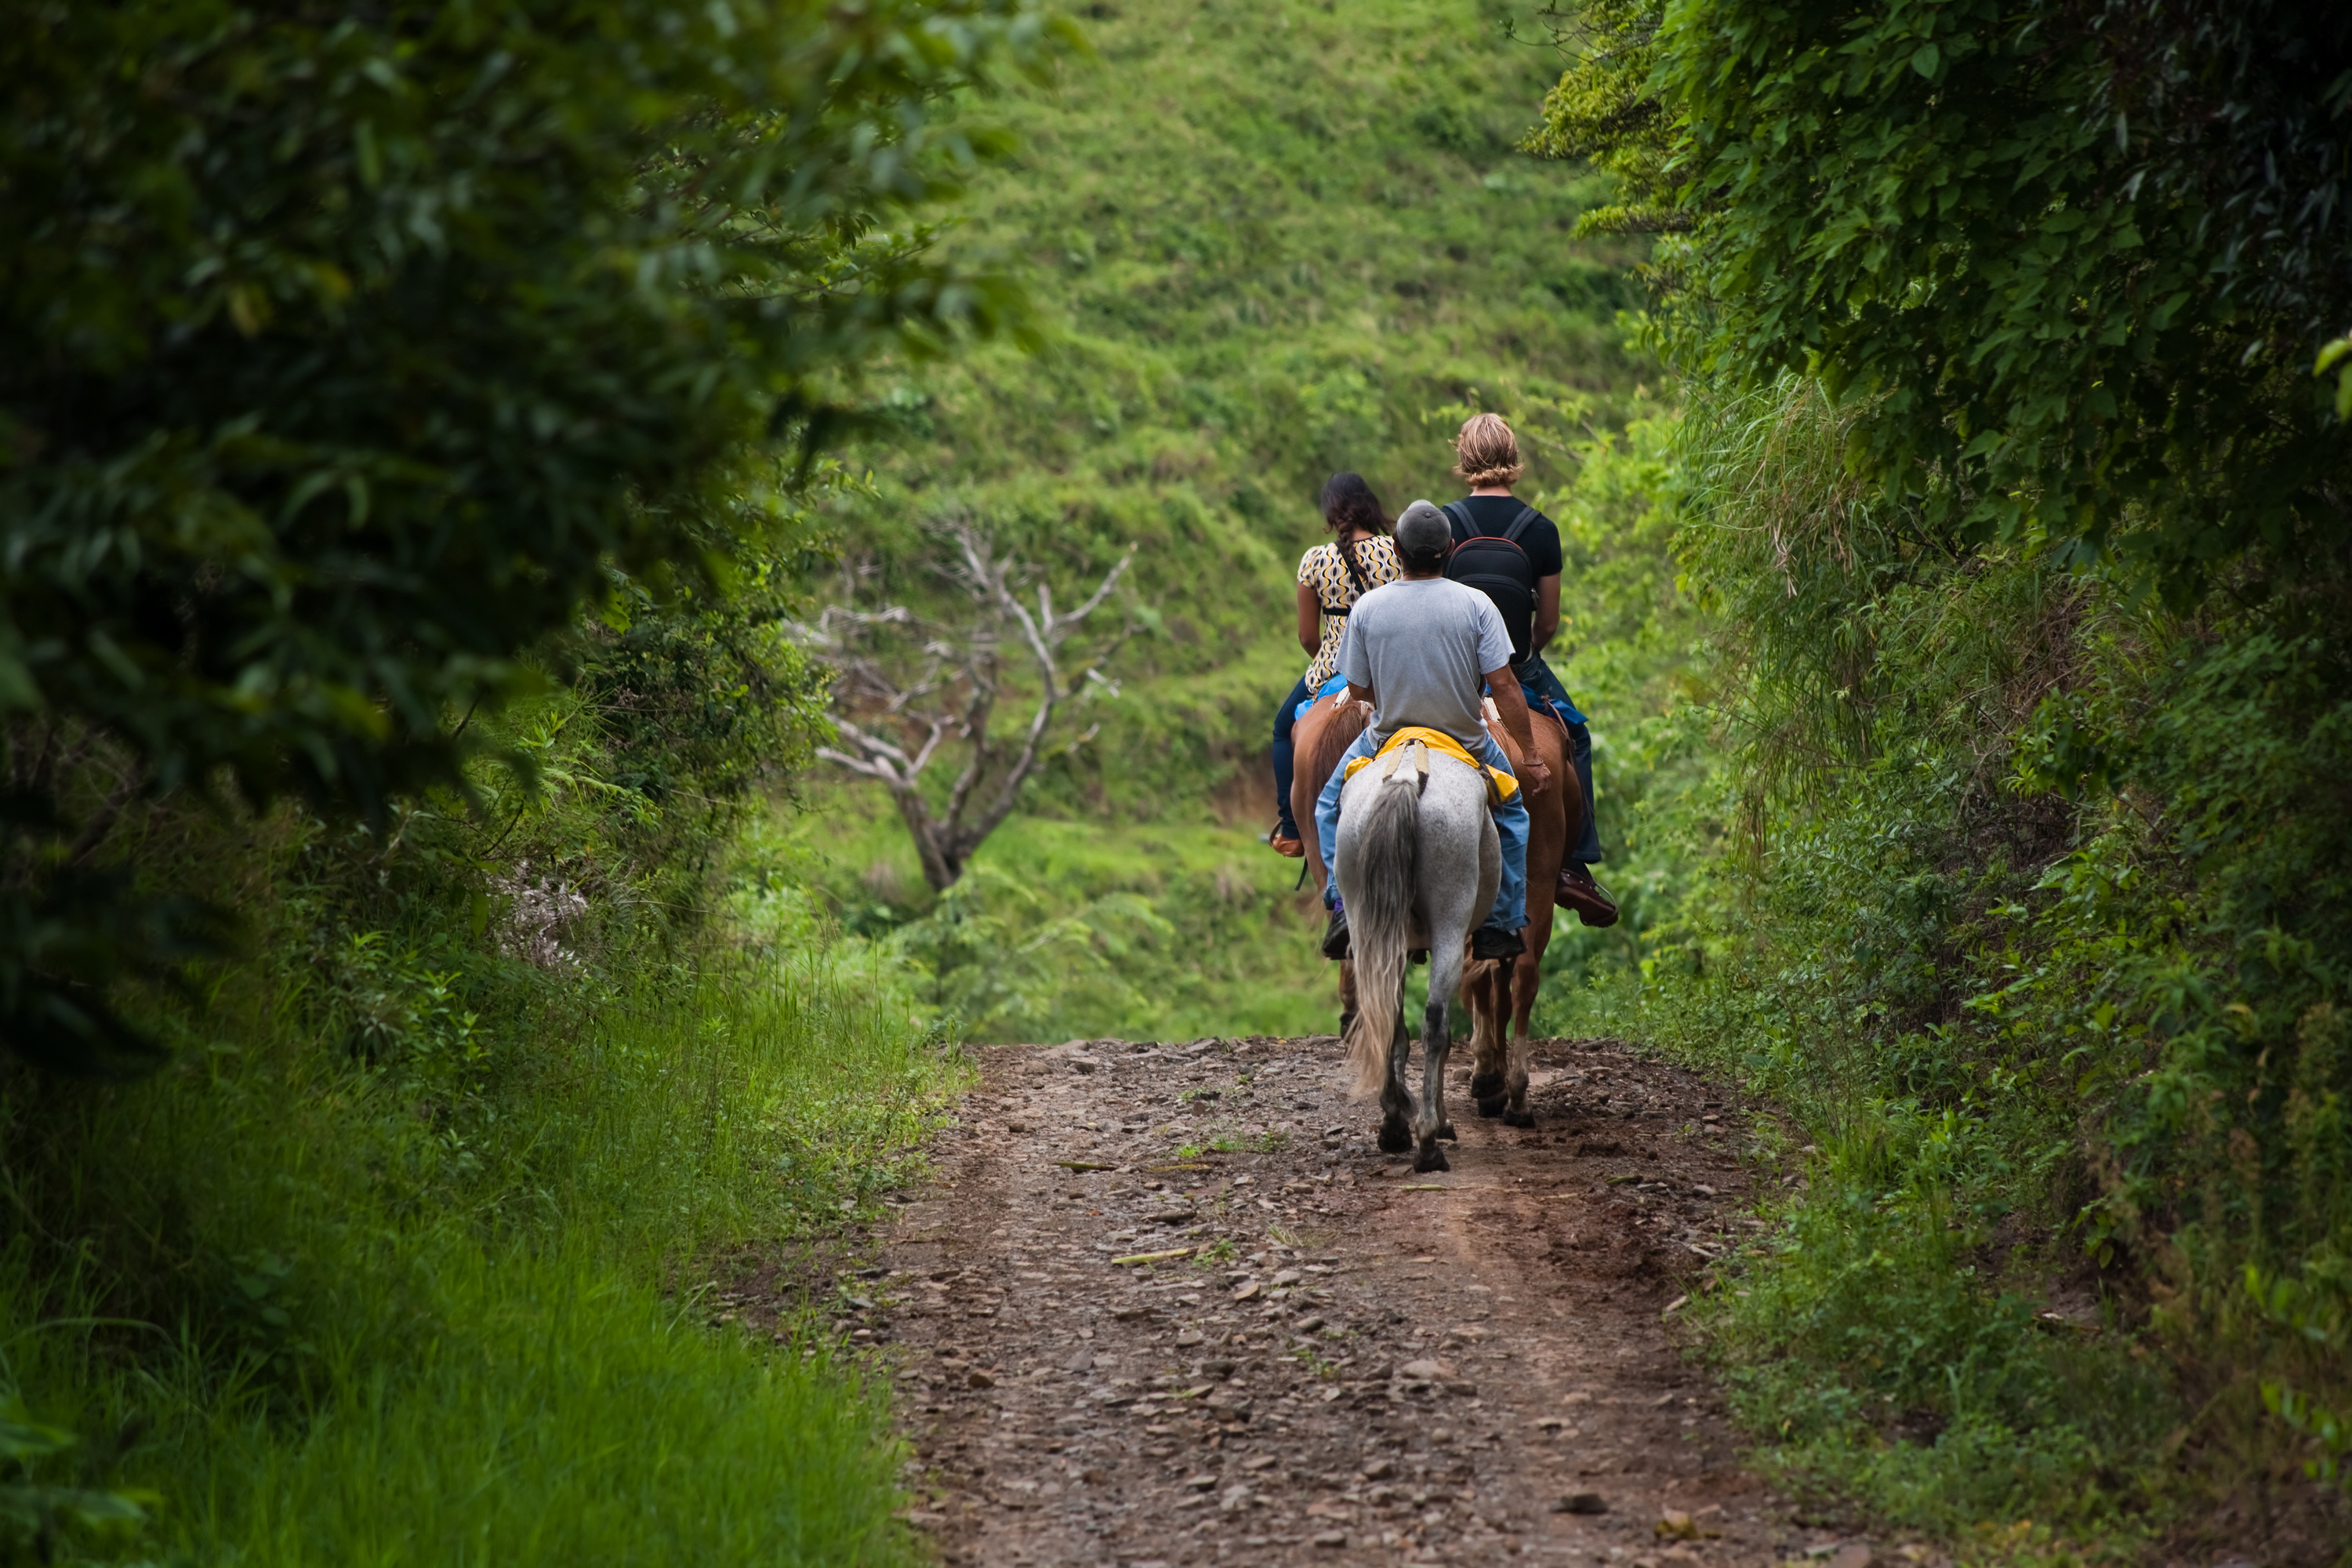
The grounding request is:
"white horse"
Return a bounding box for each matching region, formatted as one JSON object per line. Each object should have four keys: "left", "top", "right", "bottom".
{"left": 1334, "top": 738, "right": 1500, "bottom": 1174}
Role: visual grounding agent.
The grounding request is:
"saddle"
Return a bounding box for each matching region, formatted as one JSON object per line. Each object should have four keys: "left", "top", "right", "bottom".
{"left": 1342, "top": 727, "right": 1519, "bottom": 809}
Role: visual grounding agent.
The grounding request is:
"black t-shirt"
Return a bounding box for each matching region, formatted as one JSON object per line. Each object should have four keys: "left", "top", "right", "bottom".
{"left": 1446, "top": 495, "right": 1564, "bottom": 579}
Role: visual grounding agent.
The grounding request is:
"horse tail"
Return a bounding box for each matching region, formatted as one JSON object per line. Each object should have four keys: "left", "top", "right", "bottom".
{"left": 1345, "top": 768, "right": 1420, "bottom": 1098}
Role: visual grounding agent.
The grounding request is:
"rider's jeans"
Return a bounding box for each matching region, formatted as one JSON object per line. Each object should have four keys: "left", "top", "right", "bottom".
{"left": 1314, "top": 728, "right": 1528, "bottom": 934}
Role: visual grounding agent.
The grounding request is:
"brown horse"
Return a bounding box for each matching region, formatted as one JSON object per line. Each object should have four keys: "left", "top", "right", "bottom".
{"left": 1292, "top": 688, "right": 1583, "bottom": 1130}
{"left": 1461, "top": 702, "right": 1581, "bottom": 1128}
{"left": 1290, "top": 687, "right": 1370, "bottom": 1033}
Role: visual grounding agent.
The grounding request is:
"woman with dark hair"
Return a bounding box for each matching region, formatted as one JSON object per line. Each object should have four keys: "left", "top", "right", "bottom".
{"left": 1269, "top": 473, "right": 1402, "bottom": 856}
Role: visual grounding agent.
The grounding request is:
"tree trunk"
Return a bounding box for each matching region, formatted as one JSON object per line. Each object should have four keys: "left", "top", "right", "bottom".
{"left": 894, "top": 785, "right": 964, "bottom": 892}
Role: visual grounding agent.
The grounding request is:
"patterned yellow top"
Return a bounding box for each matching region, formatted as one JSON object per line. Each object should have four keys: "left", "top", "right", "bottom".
{"left": 1297, "top": 535, "right": 1403, "bottom": 687}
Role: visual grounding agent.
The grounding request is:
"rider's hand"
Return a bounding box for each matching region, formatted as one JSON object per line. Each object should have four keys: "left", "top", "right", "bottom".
{"left": 1523, "top": 759, "right": 1551, "bottom": 795}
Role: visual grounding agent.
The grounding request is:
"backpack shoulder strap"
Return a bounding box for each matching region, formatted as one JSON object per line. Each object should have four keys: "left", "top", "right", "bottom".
{"left": 1440, "top": 501, "right": 1474, "bottom": 541}
{"left": 1501, "top": 504, "right": 1539, "bottom": 546}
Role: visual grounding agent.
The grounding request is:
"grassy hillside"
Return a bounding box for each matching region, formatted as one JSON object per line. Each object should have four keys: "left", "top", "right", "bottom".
{"left": 789, "top": 0, "right": 1661, "bottom": 1039}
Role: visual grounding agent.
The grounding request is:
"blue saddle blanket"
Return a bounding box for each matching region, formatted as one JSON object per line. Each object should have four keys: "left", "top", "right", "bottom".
{"left": 1294, "top": 673, "right": 1350, "bottom": 720}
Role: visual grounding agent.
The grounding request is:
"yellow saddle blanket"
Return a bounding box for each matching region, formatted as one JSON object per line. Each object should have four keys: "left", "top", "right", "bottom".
{"left": 1342, "top": 726, "right": 1520, "bottom": 808}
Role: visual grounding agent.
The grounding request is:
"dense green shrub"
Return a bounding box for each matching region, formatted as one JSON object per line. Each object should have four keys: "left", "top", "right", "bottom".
{"left": 0, "top": 2, "right": 1070, "bottom": 1557}
{"left": 0, "top": 662, "right": 966, "bottom": 1564}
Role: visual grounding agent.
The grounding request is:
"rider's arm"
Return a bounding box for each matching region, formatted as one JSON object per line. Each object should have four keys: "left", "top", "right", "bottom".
{"left": 1484, "top": 665, "right": 1551, "bottom": 794}
{"left": 1347, "top": 682, "right": 1375, "bottom": 707}
{"left": 1531, "top": 573, "right": 1561, "bottom": 654}
{"left": 1296, "top": 582, "right": 1323, "bottom": 655}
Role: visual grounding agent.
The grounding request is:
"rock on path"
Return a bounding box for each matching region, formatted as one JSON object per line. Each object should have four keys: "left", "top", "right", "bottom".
{"left": 869, "top": 1035, "right": 1900, "bottom": 1568}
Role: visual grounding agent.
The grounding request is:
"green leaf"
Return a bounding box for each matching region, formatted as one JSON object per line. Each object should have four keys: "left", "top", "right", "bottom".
{"left": 1909, "top": 42, "right": 1940, "bottom": 78}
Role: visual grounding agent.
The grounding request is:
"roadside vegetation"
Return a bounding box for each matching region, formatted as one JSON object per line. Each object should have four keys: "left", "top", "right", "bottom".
{"left": 1526, "top": 2, "right": 2352, "bottom": 1559}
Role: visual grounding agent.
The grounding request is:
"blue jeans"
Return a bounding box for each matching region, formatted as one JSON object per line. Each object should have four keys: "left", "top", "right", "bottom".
{"left": 1515, "top": 653, "right": 1603, "bottom": 867}
{"left": 1271, "top": 676, "right": 1310, "bottom": 837}
{"left": 1315, "top": 728, "right": 1527, "bottom": 933}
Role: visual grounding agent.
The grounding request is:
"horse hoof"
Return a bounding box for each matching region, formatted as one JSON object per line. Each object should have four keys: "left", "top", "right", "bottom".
{"left": 1436, "top": 1120, "right": 1457, "bottom": 1142}
{"left": 1338, "top": 1011, "right": 1356, "bottom": 1038}
{"left": 1414, "top": 1146, "right": 1451, "bottom": 1174}
{"left": 1474, "top": 1094, "right": 1508, "bottom": 1120}
{"left": 1504, "top": 1109, "right": 1536, "bottom": 1129}
{"left": 1468, "top": 1071, "right": 1504, "bottom": 1102}
{"left": 1378, "top": 1123, "right": 1412, "bottom": 1155}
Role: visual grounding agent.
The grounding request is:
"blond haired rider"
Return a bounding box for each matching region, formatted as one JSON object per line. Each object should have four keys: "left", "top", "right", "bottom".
{"left": 1441, "top": 413, "right": 1617, "bottom": 927}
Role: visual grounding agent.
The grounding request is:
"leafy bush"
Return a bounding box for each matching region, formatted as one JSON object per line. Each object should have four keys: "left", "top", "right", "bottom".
{"left": 1523, "top": 2, "right": 2352, "bottom": 1544}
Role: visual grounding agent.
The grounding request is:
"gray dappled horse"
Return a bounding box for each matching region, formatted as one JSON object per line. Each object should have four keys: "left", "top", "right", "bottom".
{"left": 1334, "top": 737, "right": 1500, "bottom": 1174}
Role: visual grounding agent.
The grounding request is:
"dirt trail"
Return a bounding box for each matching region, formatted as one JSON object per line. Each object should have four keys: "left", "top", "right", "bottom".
{"left": 866, "top": 1034, "right": 1891, "bottom": 1568}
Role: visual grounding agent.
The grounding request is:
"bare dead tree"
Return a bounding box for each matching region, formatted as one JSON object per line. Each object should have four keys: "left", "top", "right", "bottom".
{"left": 791, "top": 518, "right": 1136, "bottom": 891}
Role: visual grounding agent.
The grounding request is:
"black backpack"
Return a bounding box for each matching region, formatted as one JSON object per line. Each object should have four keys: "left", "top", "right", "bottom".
{"left": 1440, "top": 500, "right": 1540, "bottom": 665}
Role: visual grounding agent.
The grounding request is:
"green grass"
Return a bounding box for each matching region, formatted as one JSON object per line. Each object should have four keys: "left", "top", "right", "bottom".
{"left": 128, "top": 1247, "right": 903, "bottom": 1564}
{"left": 0, "top": 871, "right": 960, "bottom": 1566}
{"left": 758, "top": 785, "right": 1343, "bottom": 1040}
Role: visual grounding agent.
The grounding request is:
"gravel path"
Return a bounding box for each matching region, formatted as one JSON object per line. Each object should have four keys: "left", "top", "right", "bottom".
{"left": 867, "top": 1034, "right": 1894, "bottom": 1568}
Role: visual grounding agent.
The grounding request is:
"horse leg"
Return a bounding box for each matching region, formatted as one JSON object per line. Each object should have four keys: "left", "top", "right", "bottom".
{"left": 1412, "top": 993, "right": 1452, "bottom": 1173}
{"left": 1414, "top": 928, "right": 1471, "bottom": 1174}
{"left": 1465, "top": 957, "right": 1508, "bottom": 1112}
{"left": 1377, "top": 1003, "right": 1414, "bottom": 1155}
{"left": 1338, "top": 957, "right": 1359, "bottom": 1040}
{"left": 1504, "top": 949, "right": 1539, "bottom": 1127}
{"left": 1479, "top": 956, "right": 1521, "bottom": 1120}
{"left": 1472, "top": 955, "right": 1514, "bottom": 1119}
{"left": 1437, "top": 988, "right": 1461, "bottom": 1144}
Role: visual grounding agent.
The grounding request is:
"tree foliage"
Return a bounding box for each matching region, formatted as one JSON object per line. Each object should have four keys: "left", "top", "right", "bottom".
{"left": 1535, "top": 0, "right": 2352, "bottom": 601}
{"left": 1521, "top": 0, "right": 1679, "bottom": 235}
{"left": 0, "top": 0, "right": 1067, "bottom": 1073}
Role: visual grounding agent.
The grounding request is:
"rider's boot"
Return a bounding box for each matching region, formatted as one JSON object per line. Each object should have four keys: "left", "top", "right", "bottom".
{"left": 1268, "top": 818, "right": 1304, "bottom": 858}
{"left": 1469, "top": 924, "right": 1525, "bottom": 962}
{"left": 1320, "top": 906, "right": 1351, "bottom": 960}
{"left": 1556, "top": 862, "right": 1619, "bottom": 927}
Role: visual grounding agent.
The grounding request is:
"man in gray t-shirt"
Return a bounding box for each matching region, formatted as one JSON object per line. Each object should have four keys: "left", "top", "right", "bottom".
{"left": 1339, "top": 574, "right": 1513, "bottom": 750}
{"left": 1312, "top": 501, "right": 1548, "bottom": 963}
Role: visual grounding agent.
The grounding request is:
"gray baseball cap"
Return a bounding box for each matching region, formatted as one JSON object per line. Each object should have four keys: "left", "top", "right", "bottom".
{"left": 1394, "top": 499, "right": 1453, "bottom": 561}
